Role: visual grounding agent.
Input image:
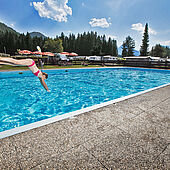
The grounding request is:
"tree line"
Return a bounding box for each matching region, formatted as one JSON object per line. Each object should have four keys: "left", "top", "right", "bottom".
{"left": 0, "top": 24, "right": 169, "bottom": 57}
{"left": 0, "top": 30, "right": 118, "bottom": 56}
{"left": 121, "top": 23, "right": 170, "bottom": 57}
{"left": 0, "top": 31, "right": 46, "bottom": 55}
{"left": 150, "top": 44, "right": 170, "bottom": 58}
{"left": 58, "top": 31, "right": 118, "bottom": 56}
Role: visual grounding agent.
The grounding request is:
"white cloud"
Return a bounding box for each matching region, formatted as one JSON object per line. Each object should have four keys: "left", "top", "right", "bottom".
{"left": 82, "top": 2, "right": 85, "bottom": 7}
{"left": 160, "top": 40, "right": 170, "bottom": 46}
{"left": 89, "top": 18, "right": 111, "bottom": 28}
{"left": 149, "top": 29, "right": 157, "bottom": 35}
{"left": 131, "top": 23, "right": 157, "bottom": 35}
{"left": 107, "top": 35, "right": 117, "bottom": 40}
{"left": 10, "top": 23, "right": 14, "bottom": 27}
{"left": 32, "top": 0, "right": 72, "bottom": 22}
{"left": 131, "top": 23, "right": 143, "bottom": 32}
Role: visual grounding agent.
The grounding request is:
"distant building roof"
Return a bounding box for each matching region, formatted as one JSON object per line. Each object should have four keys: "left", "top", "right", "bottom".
{"left": 124, "top": 56, "right": 161, "bottom": 61}
{"left": 124, "top": 56, "right": 160, "bottom": 59}
{"left": 124, "top": 56, "right": 150, "bottom": 59}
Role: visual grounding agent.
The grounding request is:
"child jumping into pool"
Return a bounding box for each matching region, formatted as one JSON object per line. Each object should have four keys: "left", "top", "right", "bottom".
{"left": 0, "top": 57, "right": 50, "bottom": 92}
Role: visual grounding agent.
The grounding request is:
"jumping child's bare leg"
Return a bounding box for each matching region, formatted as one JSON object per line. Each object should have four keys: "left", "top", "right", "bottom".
{"left": 0, "top": 57, "right": 33, "bottom": 66}
{"left": 0, "top": 61, "right": 16, "bottom": 66}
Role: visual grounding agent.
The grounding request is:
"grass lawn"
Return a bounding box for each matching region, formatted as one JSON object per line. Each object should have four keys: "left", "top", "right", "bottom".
{"left": 0, "top": 65, "right": 28, "bottom": 70}
{"left": 0, "top": 64, "right": 102, "bottom": 71}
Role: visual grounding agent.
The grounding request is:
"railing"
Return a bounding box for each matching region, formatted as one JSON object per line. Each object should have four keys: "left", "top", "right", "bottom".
{"left": 0, "top": 53, "right": 10, "bottom": 57}
{"left": 44, "top": 59, "right": 170, "bottom": 68}
{"left": 122, "top": 60, "right": 170, "bottom": 68}
{"left": 4, "top": 55, "right": 170, "bottom": 69}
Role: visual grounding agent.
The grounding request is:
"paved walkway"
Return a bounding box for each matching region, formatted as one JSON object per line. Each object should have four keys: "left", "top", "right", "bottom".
{"left": 0, "top": 85, "right": 170, "bottom": 169}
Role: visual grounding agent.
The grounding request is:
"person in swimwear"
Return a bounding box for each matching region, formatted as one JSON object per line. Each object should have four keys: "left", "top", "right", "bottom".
{"left": 0, "top": 57, "right": 50, "bottom": 92}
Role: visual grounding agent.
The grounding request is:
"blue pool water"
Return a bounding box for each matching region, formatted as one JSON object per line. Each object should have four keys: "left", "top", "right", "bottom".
{"left": 0, "top": 67, "right": 170, "bottom": 132}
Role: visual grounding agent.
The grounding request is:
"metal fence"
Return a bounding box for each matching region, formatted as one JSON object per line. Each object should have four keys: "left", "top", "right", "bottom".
{"left": 0, "top": 53, "right": 10, "bottom": 57}
{"left": 122, "top": 60, "right": 170, "bottom": 68}
{"left": 45, "top": 58, "right": 170, "bottom": 68}
{"left": 3, "top": 54, "right": 170, "bottom": 69}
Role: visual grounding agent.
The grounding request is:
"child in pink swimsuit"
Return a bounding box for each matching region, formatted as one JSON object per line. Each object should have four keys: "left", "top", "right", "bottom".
{"left": 28, "top": 60, "right": 41, "bottom": 77}
{"left": 0, "top": 57, "right": 49, "bottom": 91}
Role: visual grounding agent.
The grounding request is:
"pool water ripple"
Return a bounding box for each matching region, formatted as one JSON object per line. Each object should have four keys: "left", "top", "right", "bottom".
{"left": 0, "top": 67, "right": 170, "bottom": 132}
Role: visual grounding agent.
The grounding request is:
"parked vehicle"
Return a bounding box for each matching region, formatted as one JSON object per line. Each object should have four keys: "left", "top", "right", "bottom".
{"left": 86, "top": 56, "right": 101, "bottom": 61}
{"left": 124, "top": 56, "right": 150, "bottom": 62}
{"left": 167, "top": 59, "right": 170, "bottom": 62}
{"left": 150, "top": 56, "right": 161, "bottom": 62}
{"left": 70, "top": 56, "right": 85, "bottom": 60}
{"left": 54, "top": 53, "right": 69, "bottom": 61}
{"left": 124, "top": 56, "right": 161, "bottom": 62}
{"left": 103, "top": 55, "right": 117, "bottom": 61}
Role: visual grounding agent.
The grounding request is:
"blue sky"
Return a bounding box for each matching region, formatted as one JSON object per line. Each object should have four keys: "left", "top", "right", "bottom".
{"left": 0, "top": 0, "right": 170, "bottom": 50}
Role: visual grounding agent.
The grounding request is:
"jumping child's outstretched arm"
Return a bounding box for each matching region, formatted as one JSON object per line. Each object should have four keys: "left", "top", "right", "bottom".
{"left": 39, "top": 76, "right": 50, "bottom": 92}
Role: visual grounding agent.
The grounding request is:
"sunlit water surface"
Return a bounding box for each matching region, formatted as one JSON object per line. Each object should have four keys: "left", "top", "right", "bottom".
{"left": 0, "top": 67, "right": 170, "bottom": 132}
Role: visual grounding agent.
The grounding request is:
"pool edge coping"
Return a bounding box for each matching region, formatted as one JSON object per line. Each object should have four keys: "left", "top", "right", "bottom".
{"left": 1, "top": 82, "right": 170, "bottom": 139}
{"left": 1, "top": 66, "right": 169, "bottom": 73}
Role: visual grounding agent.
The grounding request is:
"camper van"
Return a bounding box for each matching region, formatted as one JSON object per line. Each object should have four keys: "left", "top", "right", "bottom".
{"left": 103, "top": 55, "right": 117, "bottom": 61}
{"left": 87, "top": 56, "right": 101, "bottom": 61}
{"left": 54, "top": 53, "right": 69, "bottom": 61}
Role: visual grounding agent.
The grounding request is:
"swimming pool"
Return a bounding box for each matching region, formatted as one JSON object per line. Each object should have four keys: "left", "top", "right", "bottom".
{"left": 0, "top": 67, "right": 170, "bottom": 137}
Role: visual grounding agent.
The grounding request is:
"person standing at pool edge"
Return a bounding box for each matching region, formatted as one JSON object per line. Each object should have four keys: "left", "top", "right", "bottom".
{"left": 0, "top": 57, "right": 50, "bottom": 92}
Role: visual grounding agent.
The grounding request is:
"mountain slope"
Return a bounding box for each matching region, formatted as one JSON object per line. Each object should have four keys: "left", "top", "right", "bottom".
{"left": 0, "top": 22, "right": 19, "bottom": 34}
{"left": 0, "top": 22, "right": 46, "bottom": 39}
{"left": 29, "top": 32, "right": 47, "bottom": 39}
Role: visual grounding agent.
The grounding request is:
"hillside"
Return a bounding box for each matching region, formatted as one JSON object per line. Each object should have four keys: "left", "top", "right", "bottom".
{"left": 0, "top": 22, "right": 47, "bottom": 39}
{"left": 29, "top": 32, "right": 47, "bottom": 39}
{"left": 0, "top": 22, "right": 19, "bottom": 34}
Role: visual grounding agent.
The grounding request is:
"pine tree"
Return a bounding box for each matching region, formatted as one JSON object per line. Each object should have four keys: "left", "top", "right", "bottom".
{"left": 126, "top": 36, "right": 135, "bottom": 56}
{"left": 25, "top": 32, "right": 32, "bottom": 50}
{"left": 150, "top": 44, "right": 164, "bottom": 57}
{"left": 122, "top": 42, "right": 127, "bottom": 57}
{"left": 106, "top": 37, "right": 113, "bottom": 55}
{"left": 140, "top": 23, "right": 149, "bottom": 56}
{"left": 43, "top": 38, "right": 63, "bottom": 53}
{"left": 112, "top": 40, "right": 118, "bottom": 56}
{"left": 122, "top": 36, "right": 135, "bottom": 56}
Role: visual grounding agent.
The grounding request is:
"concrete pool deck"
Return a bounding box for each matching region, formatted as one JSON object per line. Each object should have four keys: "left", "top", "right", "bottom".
{"left": 0, "top": 85, "right": 170, "bottom": 169}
